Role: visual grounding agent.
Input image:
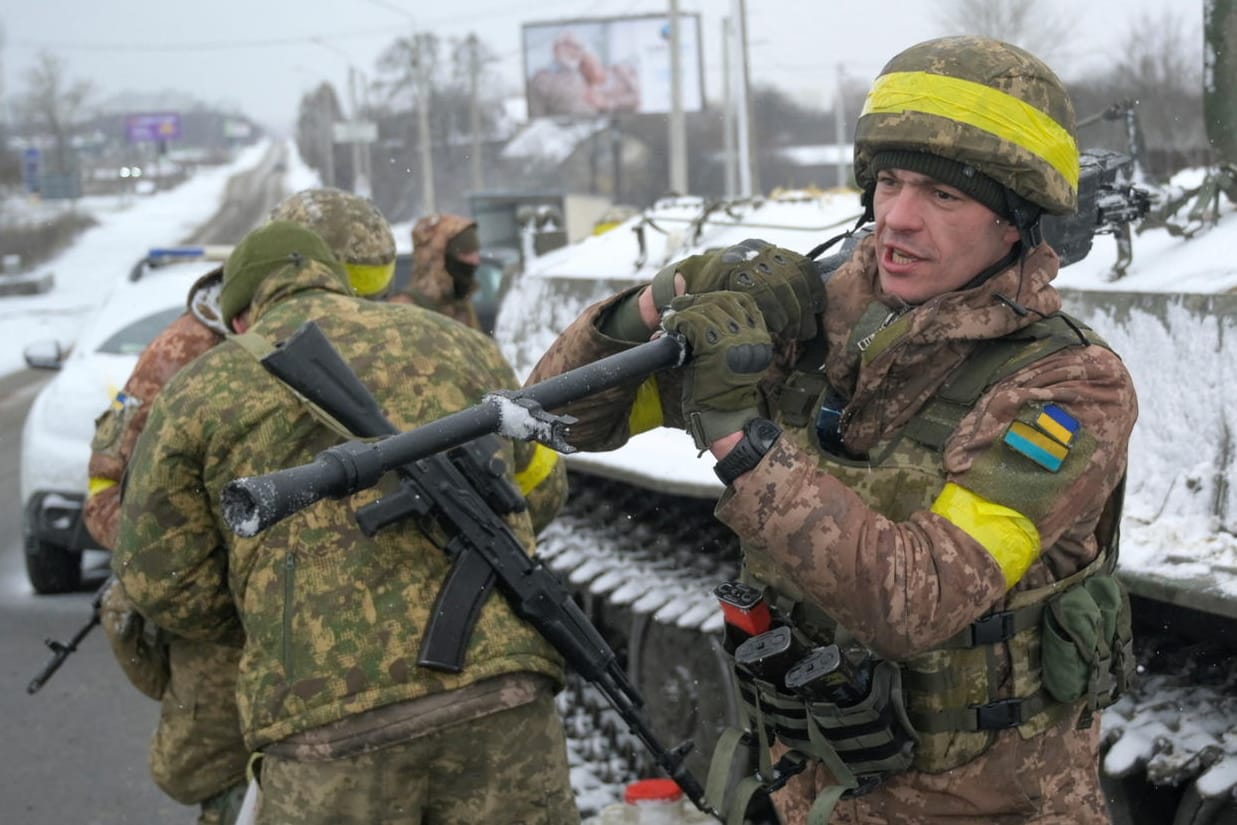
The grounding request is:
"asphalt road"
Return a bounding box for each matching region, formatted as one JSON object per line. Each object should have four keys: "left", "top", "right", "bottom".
{"left": 183, "top": 140, "right": 289, "bottom": 245}
{"left": 0, "top": 369, "right": 196, "bottom": 824}
{"left": 0, "top": 143, "right": 290, "bottom": 824}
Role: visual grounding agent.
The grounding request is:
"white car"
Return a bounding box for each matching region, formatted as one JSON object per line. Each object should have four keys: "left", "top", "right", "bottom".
{"left": 20, "top": 246, "right": 231, "bottom": 594}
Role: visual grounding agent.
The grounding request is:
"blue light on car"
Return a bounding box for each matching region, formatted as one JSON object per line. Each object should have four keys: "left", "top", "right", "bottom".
{"left": 147, "top": 247, "right": 205, "bottom": 259}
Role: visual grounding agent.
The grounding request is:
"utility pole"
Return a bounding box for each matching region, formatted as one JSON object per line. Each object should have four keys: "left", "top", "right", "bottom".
{"left": 722, "top": 16, "right": 737, "bottom": 198}
{"left": 667, "top": 0, "right": 688, "bottom": 194}
{"left": 731, "top": 0, "right": 755, "bottom": 196}
{"left": 834, "top": 63, "right": 848, "bottom": 188}
{"left": 349, "top": 67, "right": 371, "bottom": 198}
{"left": 413, "top": 32, "right": 437, "bottom": 215}
{"left": 466, "top": 34, "right": 483, "bottom": 193}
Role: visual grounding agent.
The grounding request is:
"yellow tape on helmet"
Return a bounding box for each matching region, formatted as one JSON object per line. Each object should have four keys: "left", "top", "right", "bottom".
{"left": 345, "top": 261, "right": 396, "bottom": 297}
{"left": 862, "top": 70, "right": 1079, "bottom": 191}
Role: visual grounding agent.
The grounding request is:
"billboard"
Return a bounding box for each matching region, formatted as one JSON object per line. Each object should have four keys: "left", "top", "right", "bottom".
{"left": 522, "top": 14, "right": 704, "bottom": 118}
{"left": 125, "top": 112, "right": 181, "bottom": 143}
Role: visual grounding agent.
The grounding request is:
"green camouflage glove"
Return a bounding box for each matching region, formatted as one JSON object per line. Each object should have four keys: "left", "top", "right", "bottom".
{"left": 650, "top": 238, "right": 824, "bottom": 341}
{"left": 661, "top": 292, "right": 773, "bottom": 450}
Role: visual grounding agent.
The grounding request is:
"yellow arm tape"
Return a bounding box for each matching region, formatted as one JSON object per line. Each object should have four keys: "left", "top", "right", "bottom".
{"left": 88, "top": 476, "right": 118, "bottom": 496}
{"left": 930, "top": 482, "right": 1041, "bottom": 590}
{"left": 862, "top": 71, "right": 1079, "bottom": 190}
{"left": 626, "top": 377, "right": 664, "bottom": 436}
{"left": 513, "top": 443, "right": 559, "bottom": 497}
{"left": 344, "top": 261, "right": 396, "bottom": 297}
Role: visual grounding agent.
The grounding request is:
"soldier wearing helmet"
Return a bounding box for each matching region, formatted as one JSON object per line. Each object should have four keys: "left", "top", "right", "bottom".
{"left": 85, "top": 187, "right": 452, "bottom": 825}
{"left": 113, "top": 220, "right": 574, "bottom": 825}
{"left": 524, "top": 36, "right": 1135, "bottom": 824}
{"left": 267, "top": 186, "right": 397, "bottom": 298}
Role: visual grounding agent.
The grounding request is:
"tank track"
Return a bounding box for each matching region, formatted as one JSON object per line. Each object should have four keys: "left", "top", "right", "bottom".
{"left": 546, "top": 470, "right": 1237, "bottom": 823}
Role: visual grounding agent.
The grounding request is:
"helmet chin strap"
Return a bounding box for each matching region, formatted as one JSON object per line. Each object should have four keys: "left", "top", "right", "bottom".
{"left": 1003, "top": 188, "right": 1044, "bottom": 250}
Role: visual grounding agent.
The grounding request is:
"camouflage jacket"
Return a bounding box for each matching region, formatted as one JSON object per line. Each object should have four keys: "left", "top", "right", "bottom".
{"left": 114, "top": 259, "right": 566, "bottom": 750}
{"left": 84, "top": 312, "right": 222, "bottom": 549}
{"left": 399, "top": 213, "right": 480, "bottom": 329}
{"left": 526, "top": 236, "right": 1135, "bottom": 823}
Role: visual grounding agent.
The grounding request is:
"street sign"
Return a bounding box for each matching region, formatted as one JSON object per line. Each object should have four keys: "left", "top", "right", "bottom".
{"left": 22, "top": 148, "right": 40, "bottom": 193}
{"left": 125, "top": 112, "right": 181, "bottom": 143}
{"left": 332, "top": 120, "right": 378, "bottom": 144}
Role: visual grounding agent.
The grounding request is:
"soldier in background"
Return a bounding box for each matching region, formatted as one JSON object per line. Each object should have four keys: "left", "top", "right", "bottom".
{"left": 525, "top": 36, "right": 1135, "bottom": 825}
{"left": 112, "top": 220, "right": 573, "bottom": 825}
{"left": 389, "top": 213, "right": 484, "bottom": 330}
{"left": 86, "top": 187, "right": 398, "bottom": 825}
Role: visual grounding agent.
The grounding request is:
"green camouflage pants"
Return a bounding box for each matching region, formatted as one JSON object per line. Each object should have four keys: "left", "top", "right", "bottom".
{"left": 150, "top": 638, "right": 249, "bottom": 804}
{"left": 256, "top": 692, "right": 579, "bottom": 825}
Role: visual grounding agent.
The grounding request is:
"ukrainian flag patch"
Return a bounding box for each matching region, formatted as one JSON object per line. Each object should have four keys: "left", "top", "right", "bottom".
{"left": 1036, "top": 404, "right": 1079, "bottom": 446}
{"left": 1003, "top": 403, "right": 1081, "bottom": 472}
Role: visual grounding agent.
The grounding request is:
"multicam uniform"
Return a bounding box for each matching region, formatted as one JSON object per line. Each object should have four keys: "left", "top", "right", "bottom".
{"left": 526, "top": 234, "right": 1136, "bottom": 824}
{"left": 395, "top": 213, "right": 482, "bottom": 330}
{"left": 84, "top": 273, "right": 247, "bottom": 825}
{"left": 113, "top": 252, "right": 574, "bottom": 825}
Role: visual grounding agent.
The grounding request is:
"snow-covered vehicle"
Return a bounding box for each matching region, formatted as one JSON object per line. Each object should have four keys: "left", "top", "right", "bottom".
{"left": 494, "top": 171, "right": 1237, "bottom": 822}
{"left": 19, "top": 246, "right": 231, "bottom": 594}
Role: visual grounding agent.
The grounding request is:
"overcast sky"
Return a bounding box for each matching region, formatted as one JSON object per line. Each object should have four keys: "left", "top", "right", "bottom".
{"left": 1, "top": 0, "right": 1203, "bottom": 135}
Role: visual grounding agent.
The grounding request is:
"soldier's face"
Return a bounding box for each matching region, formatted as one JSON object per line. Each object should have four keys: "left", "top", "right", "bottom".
{"left": 872, "top": 168, "right": 1019, "bottom": 304}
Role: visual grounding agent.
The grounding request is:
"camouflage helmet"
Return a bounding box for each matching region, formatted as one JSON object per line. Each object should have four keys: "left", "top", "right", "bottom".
{"left": 268, "top": 188, "right": 396, "bottom": 296}
{"left": 853, "top": 36, "right": 1079, "bottom": 216}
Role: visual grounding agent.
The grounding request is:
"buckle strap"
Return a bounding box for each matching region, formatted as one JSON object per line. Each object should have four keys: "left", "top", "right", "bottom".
{"left": 908, "top": 690, "right": 1053, "bottom": 733}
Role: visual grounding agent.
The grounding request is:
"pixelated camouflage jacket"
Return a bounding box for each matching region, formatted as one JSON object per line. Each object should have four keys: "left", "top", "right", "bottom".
{"left": 402, "top": 213, "right": 480, "bottom": 329}
{"left": 84, "top": 312, "right": 222, "bottom": 549}
{"left": 530, "top": 235, "right": 1135, "bottom": 647}
{"left": 527, "top": 236, "right": 1135, "bottom": 822}
{"left": 113, "top": 259, "right": 565, "bottom": 750}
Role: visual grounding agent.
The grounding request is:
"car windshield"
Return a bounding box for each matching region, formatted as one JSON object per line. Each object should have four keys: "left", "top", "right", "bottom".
{"left": 95, "top": 307, "right": 183, "bottom": 355}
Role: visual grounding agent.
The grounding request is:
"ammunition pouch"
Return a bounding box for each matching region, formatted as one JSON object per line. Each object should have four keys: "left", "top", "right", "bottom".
{"left": 707, "top": 653, "right": 917, "bottom": 824}
{"left": 736, "top": 660, "right": 916, "bottom": 783}
{"left": 1041, "top": 574, "right": 1134, "bottom": 714}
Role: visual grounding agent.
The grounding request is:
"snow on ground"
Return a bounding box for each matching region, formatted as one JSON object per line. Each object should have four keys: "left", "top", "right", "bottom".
{"left": 0, "top": 137, "right": 322, "bottom": 378}
{"left": 3, "top": 157, "right": 1236, "bottom": 811}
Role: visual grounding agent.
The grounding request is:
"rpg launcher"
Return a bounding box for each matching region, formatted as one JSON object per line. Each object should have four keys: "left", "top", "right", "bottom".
{"left": 224, "top": 322, "right": 716, "bottom": 818}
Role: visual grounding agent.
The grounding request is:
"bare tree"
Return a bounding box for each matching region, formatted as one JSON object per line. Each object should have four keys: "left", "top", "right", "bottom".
{"left": 933, "top": 0, "right": 1075, "bottom": 67}
{"left": 295, "top": 82, "right": 344, "bottom": 187}
{"left": 13, "top": 51, "right": 93, "bottom": 173}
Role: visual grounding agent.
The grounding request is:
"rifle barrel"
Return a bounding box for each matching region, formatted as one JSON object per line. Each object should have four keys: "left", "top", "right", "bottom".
{"left": 222, "top": 335, "right": 685, "bottom": 536}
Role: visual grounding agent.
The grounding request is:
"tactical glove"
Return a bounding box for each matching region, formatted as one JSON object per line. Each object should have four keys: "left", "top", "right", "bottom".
{"left": 661, "top": 292, "right": 773, "bottom": 450}
{"left": 650, "top": 238, "right": 824, "bottom": 341}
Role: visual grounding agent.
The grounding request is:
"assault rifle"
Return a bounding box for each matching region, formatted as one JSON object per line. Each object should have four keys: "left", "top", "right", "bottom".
{"left": 27, "top": 578, "right": 108, "bottom": 694}
{"left": 225, "top": 322, "right": 717, "bottom": 817}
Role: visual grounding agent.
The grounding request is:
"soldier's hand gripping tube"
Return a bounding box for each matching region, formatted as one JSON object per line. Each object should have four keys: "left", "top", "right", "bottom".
{"left": 228, "top": 322, "right": 720, "bottom": 820}
{"left": 221, "top": 331, "right": 685, "bottom": 537}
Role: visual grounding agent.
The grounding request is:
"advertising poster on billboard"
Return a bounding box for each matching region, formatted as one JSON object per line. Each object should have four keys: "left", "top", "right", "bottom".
{"left": 523, "top": 14, "right": 703, "bottom": 119}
